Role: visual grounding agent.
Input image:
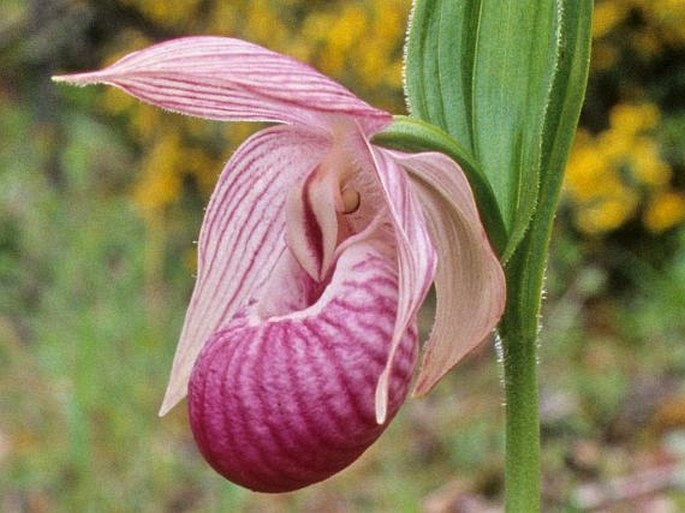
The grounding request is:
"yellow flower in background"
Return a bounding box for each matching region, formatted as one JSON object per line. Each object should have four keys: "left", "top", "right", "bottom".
{"left": 565, "top": 129, "right": 639, "bottom": 235}
{"left": 564, "top": 103, "right": 682, "bottom": 235}
{"left": 644, "top": 192, "right": 685, "bottom": 233}
{"left": 575, "top": 192, "right": 639, "bottom": 235}
{"left": 565, "top": 130, "right": 622, "bottom": 203}
{"left": 609, "top": 103, "right": 660, "bottom": 135}
{"left": 592, "top": 1, "right": 624, "bottom": 39}
{"left": 630, "top": 138, "right": 671, "bottom": 187}
{"left": 637, "top": 0, "right": 685, "bottom": 46}
{"left": 133, "top": 132, "right": 183, "bottom": 213}
{"left": 121, "top": 0, "right": 204, "bottom": 27}
{"left": 592, "top": 0, "right": 685, "bottom": 70}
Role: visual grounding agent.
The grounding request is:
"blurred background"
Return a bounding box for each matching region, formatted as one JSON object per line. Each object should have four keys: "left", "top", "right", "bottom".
{"left": 1, "top": 0, "right": 684, "bottom": 511}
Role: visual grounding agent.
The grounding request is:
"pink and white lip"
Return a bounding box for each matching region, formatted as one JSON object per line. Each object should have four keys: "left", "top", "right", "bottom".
{"left": 53, "top": 36, "right": 505, "bottom": 491}
{"left": 189, "top": 240, "right": 419, "bottom": 492}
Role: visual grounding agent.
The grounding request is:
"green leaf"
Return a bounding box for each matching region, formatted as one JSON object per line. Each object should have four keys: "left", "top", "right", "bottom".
{"left": 503, "top": 0, "right": 593, "bottom": 334}
{"left": 405, "top": 0, "right": 563, "bottom": 261}
{"left": 539, "top": 0, "right": 595, "bottom": 214}
{"left": 373, "top": 115, "right": 507, "bottom": 257}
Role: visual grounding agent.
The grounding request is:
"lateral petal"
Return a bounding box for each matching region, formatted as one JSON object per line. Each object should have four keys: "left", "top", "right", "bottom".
{"left": 352, "top": 138, "right": 437, "bottom": 423}
{"left": 395, "top": 151, "right": 506, "bottom": 396}
{"left": 159, "top": 125, "right": 329, "bottom": 415}
{"left": 53, "top": 36, "right": 391, "bottom": 135}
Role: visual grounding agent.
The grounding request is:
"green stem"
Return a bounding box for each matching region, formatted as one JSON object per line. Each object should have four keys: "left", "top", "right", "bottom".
{"left": 498, "top": 225, "right": 546, "bottom": 512}
{"left": 497, "top": 5, "right": 592, "bottom": 510}
{"left": 497, "top": 136, "right": 554, "bottom": 512}
{"left": 500, "top": 314, "right": 541, "bottom": 512}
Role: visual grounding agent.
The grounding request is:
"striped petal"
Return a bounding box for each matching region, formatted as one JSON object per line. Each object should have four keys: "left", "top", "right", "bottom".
{"left": 188, "top": 240, "right": 417, "bottom": 492}
{"left": 52, "top": 36, "right": 391, "bottom": 135}
{"left": 351, "top": 134, "right": 437, "bottom": 423}
{"left": 396, "top": 151, "right": 506, "bottom": 396}
{"left": 159, "top": 125, "right": 329, "bottom": 415}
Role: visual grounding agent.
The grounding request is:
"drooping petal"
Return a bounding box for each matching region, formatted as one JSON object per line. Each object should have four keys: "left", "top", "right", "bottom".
{"left": 52, "top": 36, "right": 391, "bottom": 135}
{"left": 188, "top": 240, "right": 417, "bottom": 492}
{"left": 394, "top": 151, "right": 506, "bottom": 396}
{"left": 350, "top": 132, "right": 437, "bottom": 423}
{"left": 159, "top": 125, "right": 329, "bottom": 416}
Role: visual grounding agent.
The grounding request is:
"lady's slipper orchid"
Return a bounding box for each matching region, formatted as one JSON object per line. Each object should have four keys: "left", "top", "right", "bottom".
{"left": 54, "top": 36, "right": 505, "bottom": 492}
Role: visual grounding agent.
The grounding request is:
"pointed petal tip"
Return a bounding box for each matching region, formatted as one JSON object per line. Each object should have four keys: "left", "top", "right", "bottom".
{"left": 411, "top": 374, "right": 435, "bottom": 399}
{"left": 410, "top": 380, "right": 428, "bottom": 399}
{"left": 157, "top": 403, "right": 171, "bottom": 418}
{"left": 51, "top": 36, "right": 391, "bottom": 131}
{"left": 411, "top": 328, "right": 500, "bottom": 398}
{"left": 51, "top": 72, "right": 101, "bottom": 87}
{"left": 51, "top": 74, "right": 77, "bottom": 85}
{"left": 158, "top": 387, "right": 184, "bottom": 417}
{"left": 374, "top": 372, "right": 389, "bottom": 425}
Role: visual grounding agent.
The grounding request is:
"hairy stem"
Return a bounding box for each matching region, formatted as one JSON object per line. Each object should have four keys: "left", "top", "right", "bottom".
{"left": 500, "top": 317, "right": 541, "bottom": 512}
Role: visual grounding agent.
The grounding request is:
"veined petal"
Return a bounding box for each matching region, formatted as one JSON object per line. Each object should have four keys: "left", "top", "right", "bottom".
{"left": 352, "top": 135, "right": 437, "bottom": 423}
{"left": 285, "top": 164, "right": 341, "bottom": 281}
{"left": 188, "top": 240, "right": 417, "bottom": 492}
{"left": 52, "top": 36, "right": 391, "bottom": 134}
{"left": 159, "top": 125, "right": 329, "bottom": 416}
{"left": 396, "top": 151, "right": 506, "bottom": 396}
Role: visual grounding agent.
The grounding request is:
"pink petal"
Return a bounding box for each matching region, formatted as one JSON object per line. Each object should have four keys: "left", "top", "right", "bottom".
{"left": 352, "top": 136, "right": 437, "bottom": 423}
{"left": 285, "top": 164, "right": 341, "bottom": 281}
{"left": 188, "top": 240, "right": 417, "bottom": 492}
{"left": 394, "top": 151, "right": 506, "bottom": 396}
{"left": 159, "top": 125, "right": 329, "bottom": 416}
{"left": 53, "top": 36, "right": 391, "bottom": 134}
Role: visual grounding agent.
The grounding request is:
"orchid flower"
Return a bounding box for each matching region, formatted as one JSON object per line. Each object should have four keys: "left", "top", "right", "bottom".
{"left": 54, "top": 36, "right": 505, "bottom": 493}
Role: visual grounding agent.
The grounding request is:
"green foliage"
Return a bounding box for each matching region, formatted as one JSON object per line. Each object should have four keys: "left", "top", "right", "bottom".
{"left": 406, "top": 0, "right": 576, "bottom": 260}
